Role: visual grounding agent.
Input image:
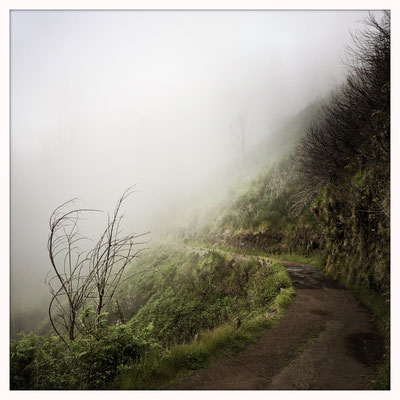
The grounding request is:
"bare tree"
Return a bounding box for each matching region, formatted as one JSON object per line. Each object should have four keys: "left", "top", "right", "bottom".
{"left": 293, "top": 12, "right": 390, "bottom": 215}
{"left": 46, "top": 201, "right": 99, "bottom": 345}
{"left": 231, "top": 111, "right": 251, "bottom": 159}
{"left": 87, "top": 188, "right": 150, "bottom": 322}
{"left": 46, "top": 188, "right": 150, "bottom": 344}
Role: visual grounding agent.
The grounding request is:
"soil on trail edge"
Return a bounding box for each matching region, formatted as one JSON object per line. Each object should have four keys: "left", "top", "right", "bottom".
{"left": 172, "top": 259, "right": 383, "bottom": 390}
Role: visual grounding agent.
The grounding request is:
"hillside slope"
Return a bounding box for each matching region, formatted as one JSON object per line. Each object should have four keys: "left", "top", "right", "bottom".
{"left": 191, "top": 12, "right": 390, "bottom": 295}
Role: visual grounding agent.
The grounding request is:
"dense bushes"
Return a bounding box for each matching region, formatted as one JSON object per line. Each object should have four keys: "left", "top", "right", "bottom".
{"left": 10, "top": 325, "right": 149, "bottom": 389}
{"left": 295, "top": 12, "right": 389, "bottom": 202}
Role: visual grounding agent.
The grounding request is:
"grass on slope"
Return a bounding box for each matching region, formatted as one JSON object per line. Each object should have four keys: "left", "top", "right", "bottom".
{"left": 118, "top": 285, "right": 295, "bottom": 389}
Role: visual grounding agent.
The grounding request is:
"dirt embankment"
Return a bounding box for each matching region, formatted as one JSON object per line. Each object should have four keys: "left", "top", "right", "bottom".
{"left": 173, "top": 260, "right": 383, "bottom": 390}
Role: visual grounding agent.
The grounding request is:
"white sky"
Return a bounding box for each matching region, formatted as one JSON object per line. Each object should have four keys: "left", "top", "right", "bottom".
{"left": 11, "top": 10, "right": 373, "bottom": 308}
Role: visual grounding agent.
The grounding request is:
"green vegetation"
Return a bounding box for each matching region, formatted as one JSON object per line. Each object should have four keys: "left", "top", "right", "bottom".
{"left": 184, "top": 241, "right": 326, "bottom": 269}
{"left": 10, "top": 324, "right": 150, "bottom": 389}
{"left": 10, "top": 246, "right": 294, "bottom": 389}
{"left": 119, "top": 287, "right": 294, "bottom": 389}
{"left": 123, "top": 247, "right": 293, "bottom": 348}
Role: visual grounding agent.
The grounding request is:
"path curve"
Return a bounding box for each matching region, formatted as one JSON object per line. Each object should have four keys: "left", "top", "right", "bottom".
{"left": 172, "top": 257, "right": 383, "bottom": 390}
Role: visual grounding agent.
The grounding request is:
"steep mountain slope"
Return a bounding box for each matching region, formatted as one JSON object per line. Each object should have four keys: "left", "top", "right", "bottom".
{"left": 195, "top": 12, "right": 390, "bottom": 294}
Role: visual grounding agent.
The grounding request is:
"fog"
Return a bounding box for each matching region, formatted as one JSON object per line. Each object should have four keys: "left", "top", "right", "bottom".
{"left": 11, "top": 10, "right": 372, "bottom": 319}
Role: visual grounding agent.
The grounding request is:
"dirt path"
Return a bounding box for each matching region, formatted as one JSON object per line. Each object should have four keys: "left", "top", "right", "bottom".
{"left": 173, "top": 258, "right": 383, "bottom": 390}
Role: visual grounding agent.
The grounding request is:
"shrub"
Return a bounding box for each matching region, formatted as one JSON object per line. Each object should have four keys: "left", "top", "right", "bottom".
{"left": 10, "top": 325, "right": 149, "bottom": 390}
